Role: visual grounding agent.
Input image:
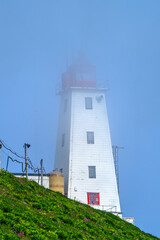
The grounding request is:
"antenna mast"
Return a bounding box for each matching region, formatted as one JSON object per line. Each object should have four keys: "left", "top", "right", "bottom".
{"left": 112, "top": 145, "right": 124, "bottom": 193}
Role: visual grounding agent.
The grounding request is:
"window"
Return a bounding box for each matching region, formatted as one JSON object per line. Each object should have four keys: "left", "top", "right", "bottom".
{"left": 88, "top": 166, "right": 96, "bottom": 178}
{"left": 85, "top": 97, "right": 92, "bottom": 109}
{"left": 64, "top": 99, "right": 67, "bottom": 112}
{"left": 87, "top": 132, "right": 94, "bottom": 144}
{"left": 61, "top": 134, "right": 65, "bottom": 147}
{"left": 87, "top": 193, "right": 100, "bottom": 205}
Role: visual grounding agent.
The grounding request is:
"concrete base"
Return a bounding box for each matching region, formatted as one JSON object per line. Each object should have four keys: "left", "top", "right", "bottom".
{"left": 122, "top": 217, "right": 135, "bottom": 225}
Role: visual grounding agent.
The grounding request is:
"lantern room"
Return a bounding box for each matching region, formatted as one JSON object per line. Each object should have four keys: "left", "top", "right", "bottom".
{"left": 62, "top": 54, "right": 96, "bottom": 90}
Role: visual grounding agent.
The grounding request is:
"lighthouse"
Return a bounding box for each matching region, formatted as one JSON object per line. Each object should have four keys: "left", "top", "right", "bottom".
{"left": 54, "top": 54, "right": 121, "bottom": 215}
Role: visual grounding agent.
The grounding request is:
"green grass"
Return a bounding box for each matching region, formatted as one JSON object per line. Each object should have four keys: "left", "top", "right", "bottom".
{"left": 0, "top": 170, "right": 159, "bottom": 240}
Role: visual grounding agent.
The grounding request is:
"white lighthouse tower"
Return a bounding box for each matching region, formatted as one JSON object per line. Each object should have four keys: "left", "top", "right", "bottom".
{"left": 55, "top": 55, "right": 121, "bottom": 215}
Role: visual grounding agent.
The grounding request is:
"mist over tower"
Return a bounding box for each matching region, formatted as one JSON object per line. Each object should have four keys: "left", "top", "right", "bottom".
{"left": 55, "top": 54, "right": 121, "bottom": 215}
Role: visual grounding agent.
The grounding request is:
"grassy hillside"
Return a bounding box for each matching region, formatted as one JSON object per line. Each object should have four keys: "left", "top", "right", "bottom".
{"left": 0, "top": 170, "right": 159, "bottom": 240}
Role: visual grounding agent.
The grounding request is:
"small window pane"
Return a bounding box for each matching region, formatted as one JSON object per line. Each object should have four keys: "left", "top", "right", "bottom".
{"left": 89, "top": 194, "right": 93, "bottom": 204}
{"left": 62, "top": 134, "right": 65, "bottom": 147}
{"left": 88, "top": 166, "right": 96, "bottom": 178}
{"left": 87, "top": 132, "right": 94, "bottom": 144}
{"left": 94, "top": 194, "right": 99, "bottom": 204}
{"left": 85, "top": 97, "right": 92, "bottom": 109}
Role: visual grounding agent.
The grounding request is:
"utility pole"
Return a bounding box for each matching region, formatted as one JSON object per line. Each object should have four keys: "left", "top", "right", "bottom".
{"left": 38, "top": 169, "right": 40, "bottom": 185}
{"left": 40, "top": 159, "right": 43, "bottom": 186}
{"left": 24, "top": 143, "right": 31, "bottom": 180}
{"left": 0, "top": 141, "right": 2, "bottom": 170}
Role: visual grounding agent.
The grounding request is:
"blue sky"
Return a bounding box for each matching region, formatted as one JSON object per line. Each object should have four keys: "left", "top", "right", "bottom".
{"left": 0, "top": 0, "right": 160, "bottom": 237}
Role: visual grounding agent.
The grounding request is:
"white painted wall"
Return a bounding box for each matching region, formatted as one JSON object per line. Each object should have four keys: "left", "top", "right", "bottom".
{"left": 55, "top": 87, "right": 121, "bottom": 213}
{"left": 54, "top": 90, "right": 72, "bottom": 194}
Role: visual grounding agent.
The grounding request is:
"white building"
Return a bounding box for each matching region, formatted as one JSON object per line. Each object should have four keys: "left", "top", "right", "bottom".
{"left": 54, "top": 55, "right": 121, "bottom": 215}
{"left": 14, "top": 173, "right": 49, "bottom": 189}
